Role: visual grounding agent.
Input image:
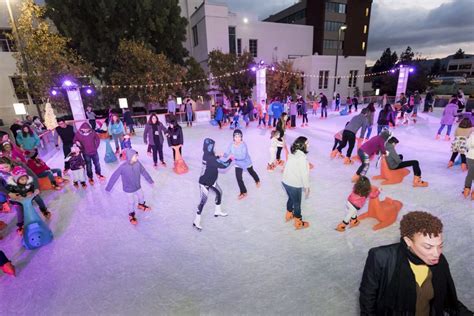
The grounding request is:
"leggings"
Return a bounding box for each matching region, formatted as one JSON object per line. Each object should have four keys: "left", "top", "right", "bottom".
{"left": 437, "top": 124, "right": 452, "bottom": 136}
{"left": 465, "top": 158, "right": 474, "bottom": 188}
{"left": 337, "top": 130, "right": 356, "bottom": 158}
{"left": 172, "top": 146, "right": 182, "bottom": 161}
{"left": 343, "top": 201, "right": 359, "bottom": 224}
{"left": 276, "top": 147, "right": 283, "bottom": 160}
{"left": 112, "top": 133, "right": 124, "bottom": 151}
{"left": 356, "top": 149, "right": 370, "bottom": 176}
{"left": 235, "top": 166, "right": 260, "bottom": 194}
{"left": 127, "top": 189, "right": 144, "bottom": 213}
{"left": 450, "top": 152, "right": 466, "bottom": 164}
{"left": 302, "top": 114, "right": 308, "bottom": 124}
{"left": 151, "top": 143, "right": 164, "bottom": 164}
{"left": 332, "top": 139, "right": 341, "bottom": 151}
{"left": 197, "top": 183, "right": 222, "bottom": 214}
{"left": 394, "top": 160, "right": 421, "bottom": 177}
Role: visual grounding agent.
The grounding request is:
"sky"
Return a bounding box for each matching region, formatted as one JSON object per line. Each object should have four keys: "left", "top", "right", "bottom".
{"left": 221, "top": 0, "right": 474, "bottom": 65}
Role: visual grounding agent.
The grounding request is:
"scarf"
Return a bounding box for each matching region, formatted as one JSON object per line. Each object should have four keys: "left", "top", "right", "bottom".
{"left": 382, "top": 239, "right": 460, "bottom": 315}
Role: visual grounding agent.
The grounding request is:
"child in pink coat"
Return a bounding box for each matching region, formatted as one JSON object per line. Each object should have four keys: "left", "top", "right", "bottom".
{"left": 437, "top": 97, "right": 459, "bottom": 140}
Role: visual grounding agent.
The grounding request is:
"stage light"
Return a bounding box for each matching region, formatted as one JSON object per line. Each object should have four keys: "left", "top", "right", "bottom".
{"left": 63, "top": 80, "right": 72, "bottom": 87}
{"left": 51, "top": 89, "right": 58, "bottom": 96}
{"left": 86, "top": 88, "right": 93, "bottom": 94}
{"left": 251, "top": 66, "right": 257, "bottom": 72}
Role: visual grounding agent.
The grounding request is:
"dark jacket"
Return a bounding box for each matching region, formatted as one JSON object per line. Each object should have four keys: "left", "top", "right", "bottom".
{"left": 55, "top": 124, "right": 75, "bottom": 146}
{"left": 359, "top": 243, "right": 471, "bottom": 316}
{"left": 198, "top": 138, "right": 231, "bottom": 186}
{"left": 166, "top": 125, "right": 183, "bottom": 147}
{"left": 123, "top": 111, "right": 134, "bottom": 125}
{"left": 320, "top": 95, "right": 328, "bottom": 107}
{"left": 143, "top": 122, "right": 166, "bottom": 146}
{"left": 377, "top": 110, "right": 396, "bottom": 126}
{"left": 66, "top": 153, "right": 86, "bottom": 171}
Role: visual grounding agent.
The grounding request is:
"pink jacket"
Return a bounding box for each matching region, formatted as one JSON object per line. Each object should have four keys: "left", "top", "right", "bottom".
{"left": 440, "top": 103, "right": 458, "bottom": 125}
{"left": 348, "top": 187, "right": 380, "bottom": 209}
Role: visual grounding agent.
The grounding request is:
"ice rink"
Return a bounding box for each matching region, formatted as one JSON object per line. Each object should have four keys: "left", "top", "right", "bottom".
{"left": 1, "top": 108, "right": 473, "bottom": 315}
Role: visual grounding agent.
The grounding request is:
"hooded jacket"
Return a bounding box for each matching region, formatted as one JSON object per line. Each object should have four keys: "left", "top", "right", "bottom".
{"left": 360, "top": 130, "right": 390, "bottom": 156}
{"left": 108, "top": 120, "right": 125, "bottom": 136}
{"left": 5, "top": 174, "right": 35, "bottom": 197}
{"left": 166, "top": 124, "right": 183, "bottom": 147}
{"left": 199, "top": 138, "right": 231, "bottom": 186}
{"left": 143, "top": 121, "right": 167, "bottom": 146}
{"left": 73, "top": 122, "right": 100, "bottom": 156}
{"left": 65, "top": 152, "right": 86, "bottom": 171}
{"left": 105, "top": 149, "right": 154, "bottom": 193}
{"left": 440, "top": 103, "right": 459, "bottom": 125}
{"left": 385, "top": 142, "right": 403, "bottom": 169}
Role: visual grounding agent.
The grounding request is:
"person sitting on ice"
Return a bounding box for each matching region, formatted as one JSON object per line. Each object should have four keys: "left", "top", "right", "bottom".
{"left": 105, "top": 149, "right": 154, "bottom": 225}
{"left": 436, "top": 96, "right": 458, "bottom": 141}
{"left": 26, "top": 151, "right": 66, "bottom": 190}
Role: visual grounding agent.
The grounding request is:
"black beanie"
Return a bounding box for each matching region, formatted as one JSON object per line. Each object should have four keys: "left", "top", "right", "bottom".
{"left": 233, "top": 129, "right": 243, "bottom": 138}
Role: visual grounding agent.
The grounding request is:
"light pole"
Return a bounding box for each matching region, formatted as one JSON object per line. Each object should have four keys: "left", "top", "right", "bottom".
{"left": 332, "top": 25, "right": 347, "bottom": 99}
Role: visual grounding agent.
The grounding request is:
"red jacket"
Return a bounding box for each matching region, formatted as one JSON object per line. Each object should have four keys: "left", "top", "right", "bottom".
{"left": 27, "top": 158, "right": 50, "bottom": 175}
{"left": 348, "top": 187, "right": 380, "bottom": 209}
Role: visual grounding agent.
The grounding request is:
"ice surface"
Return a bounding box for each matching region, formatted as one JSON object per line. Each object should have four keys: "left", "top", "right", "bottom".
{"left": 0, "top": 109, "right": 473, "bottom": 315}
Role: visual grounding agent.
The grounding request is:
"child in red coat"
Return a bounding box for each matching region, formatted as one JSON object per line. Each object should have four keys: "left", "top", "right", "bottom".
{"left": 26, "top": 151, "right": 65, "bottom": 190}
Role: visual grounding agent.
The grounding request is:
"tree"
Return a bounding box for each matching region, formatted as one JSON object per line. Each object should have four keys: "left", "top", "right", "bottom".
{"left": 208, "top": 50, "right": 255, "bottom": 99}
{"left": 9, "top": 0, "right": 94, "bottom": 111}
{"left": 45, "top": 0, "right": 188, "bottom": 80}
{"left": 371, "top": 48, "right": 398, "bottom": 73}
{"left": 430, "top": 58, "right": 441, "bottom": 76}
{"left": 399, "top": 46, "right": 415, "bottom": 64}
{"left": 371, "top": 48, "right": 398, "bottom": 93}
{"left": 453, "top": 48, "right": 465, "bottom": 59}
{"left": 266, "top": 60, "right": 303, "bottom": 100}
{"left": 182, "top": 57, "right": 207, "bottom": 100}
{"left": 43, "top": 102, "right": 58, "bottom": 130}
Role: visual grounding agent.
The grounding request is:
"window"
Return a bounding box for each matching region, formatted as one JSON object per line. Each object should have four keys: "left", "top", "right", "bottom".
{"left": 365, "top": 7, "right": 369, "bottom": 17}
{"left": 192, "top": 25, "right": 198, "bottom": 47}
{"left": 363, "top": 25, "right": 368, "bottom": 34}
{"left": 326, "top": 2, "right": 346, "bottom": 14}
{"left": 0, "top": 29, "right": 15, "bottom": 52}
{"left": 237, "top": 38, "right": 242, "bottom": 56}
{"left": 323, "top": 40, "right": 341, "bottom": 50}
{"left": 228, "top": 26, "right": 236, "bottom": 55}
{"left": 318, "top": 70, "right": 329, "bottom": 89}
{"left": 324, "top": 21, "right": 345, "bottom": 32}
{"left": 448, "top": 65, "right": 458, "bottom": 71}
{"left": 459, "top": 64, "right": 472, "bottom": 70}
{"left": 249, "top": 39, "right": 258, "bottom": 57}
{"left": 362, "top": 41, "right": 366, "bottom": 51}
{"left": 349, "top": 70, "right": 358, "bottom": 87}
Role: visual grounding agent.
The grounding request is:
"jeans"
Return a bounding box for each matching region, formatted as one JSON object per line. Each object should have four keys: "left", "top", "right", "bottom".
{"left": 321, "top": 106, "right": 327, "bottom": 118}
{"left": 38, "top": 169, "right": 62, "bottom": 184}
{"left": 290, "top": 115, "right": 296, "bottom": 127}
{"left": 151, "top": 142, "right": 164, "bottom": 164}
{"left": 186, "top": 112, "right": 193, "bottom": 123}
{"left": 84, "top": 152, "right": 101, "bottom": 179}
{"left": 337, "top": 130, "right": 356, "bottom": 158}
{"left": 377, "top": 125, "right": 389, "bottom": 135}
{"left": 364, "top": 126, "right": 373, "bottom": 139}
{"left": 465, "top": 158, "right": 474, "bottom": 188}
{"left": 235, "top": 166, "right": 260, "bottom": 194}
{"left": 437, "top": 124, "right": 452, "bottom": 136}
{"left": 394, "top": 160, "right": 421, "bottom": 177}
{"left": 112, "top": 133, "right": 124, "bottom": 151}
{"left": 356, "top": 149, "right": 370, "bottom": 176}
{"left": 282, "top": 182, "right": 303, "bottom": 219}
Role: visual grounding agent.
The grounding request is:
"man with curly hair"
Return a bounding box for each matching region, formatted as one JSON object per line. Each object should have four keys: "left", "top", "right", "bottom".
{"left": 359, "top": 211, "right": 472, "bottom": 315}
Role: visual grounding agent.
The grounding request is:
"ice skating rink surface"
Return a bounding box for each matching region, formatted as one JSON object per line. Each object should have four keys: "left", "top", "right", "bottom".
{"left": 0, "top": 109, "right": 473, "bottom": 315}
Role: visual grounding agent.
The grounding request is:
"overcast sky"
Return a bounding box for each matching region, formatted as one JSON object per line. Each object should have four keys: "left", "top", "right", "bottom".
{"left": 221, "top": 0, "right": 474, "bottom": 65}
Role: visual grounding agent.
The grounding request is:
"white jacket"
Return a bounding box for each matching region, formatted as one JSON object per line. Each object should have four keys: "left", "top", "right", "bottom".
{"left": 466, "top": 132, "right": 474, "bottom": 160}
{"left": 282, "top": 150, "right": 310, "bottom": 188}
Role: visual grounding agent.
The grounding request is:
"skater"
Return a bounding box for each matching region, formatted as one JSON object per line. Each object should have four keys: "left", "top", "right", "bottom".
{"left": 122, "top": 109, "right": 135, "bottom": 135}
{"left": 377, "top": 104, "right": 396, "bottom": 135}
{"left": 413, "top": 90, "right": 422, "bottom": 116}
{"left": 143, "top": 114, "right": 167, "bottom": 168}
{"left": 26, "top": 151, "right": 65, "bottom": 190}
{"left": 448, "top": 118, "right": 472, "bottom": 171}
{"left": 16, "top": 125, "right": 40, "bottom": 152}
{"left": 193, "top": 138, "right": 232, "bottom": 230}
{"left": 267, "top": 130, "right": 283, "bottom": 171}
{"left": 108, "top": 113, "right": 125, "bottom": 154}
{"left": 331, "top": 108, "right": 369, "bottom": 164}
{"left": 352, "top": 96, "right": 359, "bottom": 112}
{"left": 289, "top": 97, "right": 297, "bottom": 128}
{"left": 423, "top": 90, "right": 434, "bottom": 112}
{"left": 320, "top": 93, "right": 328, "bottom": 118}
{"left": 282, "top": 136, "right": 311, "bottom": 230}
{"left": 166, "top": 119, "right": 184, "bottom": 162}
{"left": 215, "top": 103, "right": 224, "bottom": 129}
{"left": 363, "top": 102, "right": 376, "bottom": 139}
{"left": 73, "top": 122, "right": 105, "bottom": 185}
{"left": 55, "top": 118, "right": 75, "bottom": 173}
{"left": 353, "top": 129, "right": 391, "bottom": 182}
{"left": 436, "top": 97, "right": 459, "bottom": 140}
{"left": 335, "top": 93, "right": 341, "bottom": 111}
{"left": 346, "top": 96, "right": 353, "bottom": 113}
{"left": 386, "top": 137, "right": 429, "bottom": 187}
{"left": 65, "top": 144, "right": 87, "bottom": 188}
{"left": 267, "top": 99, "right": 274, "bottom": 128}
{"left": 85, "top": 106, "right": 97, "bottom": 130}
{"left": 257, "top": 99, "right": 267, "bottom": 128}
{"left": 275, "top": 112, "right": 289, "bottom": 166}
{"left": 224, "top": 129, "right": 260, "bottom": 199}
{"left": 0, "top": 250, "right": 15, "bottom": 276}
{"left": 331, "top": 122, "right": 349, "bottom": 157}
{"left": 360, "top": 211, "right": 472, "bottom": 315}
{"left": 167, "top": 95, "right": 176, "bottom": 114}
{"left": 463, "top": 131, "right": 474, "bottom": 199}
{"left": 312, "top": 99, "right": 319, "bottom": 115}
{"left": 271, "top": 97, "right": 284, "bottom": 127}
{"left": 335, "top": 176, "right": 379, "bottom": 232}
{"left": 105, "top": 149, "right": 154, "bottom": 225}
{"left": 185, "top": 98, "right": 194, "bottom": 127}
{"left": 300, "top": 97, "right": 308, "bottom": 127}
{"left": 0, "top": 139, "right": 26, "bottom": 164}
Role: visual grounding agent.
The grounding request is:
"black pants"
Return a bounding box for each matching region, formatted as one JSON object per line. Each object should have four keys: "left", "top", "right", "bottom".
{"left": 450, "top": 152, "right": 467, "bottom": 164}
{"left": 197, "top": 183, "right": 222, "bottom": 214}
{"left": 235, "top": 166, "right": 260, "bottom": 194}
{"left": 151, "top": 142, "right": 164, "bottom": 164}
{"left": 172, "top": 146, "right": 182, "bottom": 161}
{"left": 394, "top": 160, "right": 421, "bottom": 176}
{"left": 217, "top": 120, "right": 222, "bottom": 128}
{"left": 302, "top": 114, "right": 308, "bottom": 124}
{"left": 337, "top": 130, "right": 356, "bottom": 158}
{"left": 89, "top": 120, "right": 96, "bottom": 130}
{"left": 0, "top": 251, "right": 10, "bottom": 266}
{"left": 321, "top": 106, "right": 327, "bottom": 118}
{"left": 276, "top": 147, "right": 283, "bottom": 160}
{"left": 63, "top": 143, "right": 72, "bottom": 170}
{"left": 332, "top": 138, "right": 341, "bottom": 151}
{"left": 290, "top": 115, "right": 296, "bottom": 127}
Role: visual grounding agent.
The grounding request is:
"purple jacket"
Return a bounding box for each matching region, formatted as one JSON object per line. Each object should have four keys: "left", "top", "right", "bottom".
{"left": 73, "top": 122, "right": 100, "bottom": 155}
{"left": 440, "top": 103, "right": 458, "bottom": 125}
{"left": 360, "top": 135, "right": 386, "bottom": 156}
{"left": 289, "top": 102, "right": 297, "bottom": 116}
{"left": 105, "top": 149, "right": 153, "bottom": 193}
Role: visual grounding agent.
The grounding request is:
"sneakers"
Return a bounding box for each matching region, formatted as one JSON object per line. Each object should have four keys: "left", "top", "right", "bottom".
{"left": 137, "top": 202, "right": 151, "bottom": 211}
{"left": 129, "top": 212, "right": 137, "bottom": 225}
{"left": 214, "top": 205, "right": 228, "bottom": 217}
{"left": 0, "top": 262, "right": 16, "bottom": 277}
{"left": 285, "top": 211, "right": 294, "bottom": 222}
{"left": 237, "top": 193, "right": 248, "bottom": 200}
{"left": 193, "top": 214, "right": 202, "bottom": 231}
{"left": 413, "top": 176, "right": 429, "bottom": 187}
{"left": 294, "top": 217, "right": 309, "bottom": 230}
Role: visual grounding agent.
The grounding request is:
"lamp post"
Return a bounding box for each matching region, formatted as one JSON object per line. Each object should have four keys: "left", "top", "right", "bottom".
{"left": 332, "top": 25, "right": 347, "bottom": 99}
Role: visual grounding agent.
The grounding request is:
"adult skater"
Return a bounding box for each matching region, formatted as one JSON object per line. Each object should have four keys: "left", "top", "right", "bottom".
{"left": 386, "top": 136, "right": 429, "bottom": 187}
{"left": 436, "top": 97, "right": 458, "bottom": 140}
{"left": 289, "top": 97, "right": 297, "bottom": 128}
{"left": 300, "top": 97, "right": 308, "bottom": 127}
{"left": 320, "top": 93, "right": 328, "bottom": 118}
{"left": 193, "top": 138, "right": 232, "bottom": 231}
{"left": 224, "top": 129, "right": 260, "bottom": 200}
{"left": 352, "top": 129, "right": 391, "bottom": 182}
{"left": 335, "top": 93, "right": 341, "bottom": 111}
{"left": 85, "top": 106, "right": 97, "bottom": 130}
{"left": 331, "top": 108, "right": 369, "bottom": 164}
{"left": 377, "top": 104, "right": 396, "bottom": 135}
{"left": 143, "top": 114, "right": 167, "bottom": 168}
{"left": 108, "top": 113, "right": 125, "bottom": 154}
{"left": 463, "top": 131, "right": 474, "bottom": 199}
{"left": 359, "top": 211, "right": 472, "bottom": 315}
{"left": 55, "top": 117, "right": 75, "bottom": 173}
{"left": 73, "top": 122, "right": 105, "bottom": 185}
{"left": 282, "top": 136, "right": 311, "bottom": 230}
{"left": 184, "top": 98, "right": 194, "bottom": 127}
{"left": 363, "top": 102, "right": 376, "bottom": 139}
{"left": 123, "top": 109, "right": 135, "bottom": 135}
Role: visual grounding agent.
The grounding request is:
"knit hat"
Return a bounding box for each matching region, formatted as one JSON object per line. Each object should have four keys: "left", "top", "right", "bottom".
{"left": 233, "top": 129, "right": 243, "bottom": 138}
{"left": 11, "top": 166, "right": 28, "bottom": 182}
{"left": 71, "top": 144, "right": 81, "bottom": 154}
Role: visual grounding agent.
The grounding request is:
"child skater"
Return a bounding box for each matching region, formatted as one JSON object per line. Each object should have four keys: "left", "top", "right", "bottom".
{"left": 65, "top": 144, "right": 87, "bottom": 188}
{"left": 120, "top": 134, "right": 132, "bottom": 160}
{"left": 26, "top": 151, "right": 66, "bottom": 190}
{"left": 224, "top": 129, "right": 260, "bottom": 199}
{"left": 448, "top": 118, "right": 472, "bottom": 171}
{"left": 105, "top": 149, "right": 154, "bottom": 225}
{"left": 0, "top": 250, "right": 15, "bottom": 276}
{"left": 267, "top": 130, "right": 283, "bottom": 171}
{"left": 193, "top": 138, "right": 232, "bottom": 231}
{"left": 463, "top": 131, "right": 474, "bottom": 199}
{"left": 336, "top": 176, "right": 380, "bottom": 232}
{"left": 275, "top": 112, "right": 289, "bottom": 166}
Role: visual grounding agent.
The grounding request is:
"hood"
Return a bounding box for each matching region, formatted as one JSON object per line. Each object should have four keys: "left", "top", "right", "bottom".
{"left": 380, "top": 129, "right": 391, "bottom": 141}
{"left": 79, "top": 122, "right": 92, "bottom": 135}
{"left": 125, "top": 148, "right": 138, "bottom": 163}
{"left": 203, "top": 138, "right": 215, "bottom": 154}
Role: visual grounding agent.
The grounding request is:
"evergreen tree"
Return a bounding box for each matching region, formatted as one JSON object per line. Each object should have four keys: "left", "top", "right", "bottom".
{"left": 400, "top": 46, "right": 415, "bottom": 64}
{"left": 43, "top": 102, "right": 58, "bottom": 130}
{"left": 372, "top": 48, "right": 398, "bottom": 73}
{"left": 453, "top": 48, "right": 465, "bottom": 59}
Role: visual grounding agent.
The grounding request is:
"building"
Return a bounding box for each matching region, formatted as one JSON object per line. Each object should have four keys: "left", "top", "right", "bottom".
{"left": 446, "top": 57, "right": 474, "bottom": 76}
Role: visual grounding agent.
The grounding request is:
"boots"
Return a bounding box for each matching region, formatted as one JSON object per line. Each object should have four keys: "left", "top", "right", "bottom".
{"left": 193, "top": 214, "right": 202, "bottom": 231}
{"left": 285, "top": 210, "right": 294, "bottom": 222}
{"left": 294, "top": 217, "right": 309, "bottom": 230}
{"left": 0, "top": 262, "right": 16, "bottom": 276}
{"left": 413, "top": 176, "right": 429, "bottom": 187}
{"left": 447, "top": 161, "right": 454, "bottom": 168}
{"left": 214, "top": 205, "right": 228, "bottom": 217}
{"left": 463, "top": 188, "right": 471, "bottom": 198}
{"left": 461, "top": 163, "right": 468, "bottom": 172}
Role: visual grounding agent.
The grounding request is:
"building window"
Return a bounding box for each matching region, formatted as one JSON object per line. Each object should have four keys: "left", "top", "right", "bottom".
{"left": 228, "top": 26, "right": 236, "bottom": 55}
{"left": 0, "top": 29, "right": 15, "bottom": 52}
{"left": 365, "top": 8, "right": 369, "bottom": 17}
{"left": 448, "top": 65, "right": 458, "bottom": 71}
{"left": 459, "top": 64, "right": 472, "bottom": 70}
{"left": 324, "top": 21, "right": 345, "bottom": 32}
{"left": 237, "top": 38, "right": 242, "bottom": 56}
{"left": 326, "top": 2, "right": 346, "bottom": 14}
{"left": 249, "top": 39, "right": 258, "bottom": 58}
{"left": 323, "top": 40, "right": 341, "bottom": 50}
{"left": 363, "top": 25, "right": 368, "bottom": 34}
{"left": 349, "top": 70, "right": 358, "bottom": 87}
{"left": 192, "top": 25, "right": 198, "bottom": 47}
{"left": 318, "top": 70, "right": 329, "bottom": 89}
{"left": 362, "top": 41, "right": 366, "bottom": 51}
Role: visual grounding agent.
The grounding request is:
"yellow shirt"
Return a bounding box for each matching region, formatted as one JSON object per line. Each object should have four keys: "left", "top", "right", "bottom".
{"left": 409, "top": 261, "right": 429, "bottom": 287}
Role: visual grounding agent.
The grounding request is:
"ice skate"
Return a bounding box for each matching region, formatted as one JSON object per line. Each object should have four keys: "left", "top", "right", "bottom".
{"left": 237, "top": 193, "right": 247, "bottom": 200}
{"left": 435, "top": 134, "right": 440, "bottom": 140}
{"left": 351, "top": 174, "right": 360, "bottom": 183}
{"left": 88, "top": 178, "right": 95, "bottom": 185}
{"left": 413, "top": 176, "right": 428, "bottom": 187}
{"left": 343, "top": 157, "right": 353, "bottom": 165}
{"left": 256, "top": 181, "right": 261, "bottom": 188}
{"left": 267, "top": 163, "right": 275, "bottom": 172}
{"left": 16, "top": 225, "right": 24, "bottom": 236}
{"left": 129, "top": 212, "right": 137, "bottom": 225}
{"left": 447, "top": 161, "right": 454, "bottom": 168}
{"left": 97, "top": 174, "right": 106, "bottom": 181}
{"left": 461, "top": 163, "right": 467, "bottom": 172}
{"left": 214, "top": 205, "right": 228, "bottom": 217}
{"left": 41, "top": 209, "right": 52, "bottom": 220}
{"left": 1, "top": 262, "right": 16, "bottom": 277}
{"left": 1, "top": 202, "right": 11, "bottom": 213}
{"left": 285, "top": 211, "right": 294, "bottom": 222}
{"left": 81, "top": 182, "right": 87, "bottom": 188}
{"left": 73, "top": 181, "right": 79, "bottom": 188}
{"left": 294, "top": 217, "right": 309, "bottom": 230}
{"left": 335, "top": 221, "right": 347, "bottom": 232}
{"left": 444, "top": 135, "right": 451, "bottom": 141}
{"left": 138, "top": 202, "right": 151, "bottom": 211}
{"left": 193, "top": 214, "right": 202, "bottom": 230}
{"left": 330, "top": 149, "right": 339, "bottom": 159}
{"left": 463, "top": 188, "right": 471, "bottom": 198}
{"left": 349, "top": 218, "right": 360, "bottom": 228}
{"left": 161, "top": 161, "right": 167, "bottom": 167}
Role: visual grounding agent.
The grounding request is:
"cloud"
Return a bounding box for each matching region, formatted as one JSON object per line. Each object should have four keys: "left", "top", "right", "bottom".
{"left": 224, "top": 0, "right": 297, "bottom": 19}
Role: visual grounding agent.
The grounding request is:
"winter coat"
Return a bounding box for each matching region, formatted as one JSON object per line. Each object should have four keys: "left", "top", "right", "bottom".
{"left": 108, "top": 121, "right": 125, "bottom": 136}
{"left": 105, "top": 149, "right": 153, "bottom": 193}
{"left": 289, "top": 102, "right": 298, "bottom": 116}
{"left": 271, "top": 102, "right": 284, "bottom": 119}
{"left": 301, "top": 101, "right": 307, "bottom": 114}
{"left": 215, "top": 107, "right": 224, "bottom": 121}
{"left": 199, "top": 138, "right": 231, "bottom": 186}
{"left": 166, "top": 125, "right": 183, "bottom": 147}
{"left": 385, "top": 143, "right": 403, "bottom": 169}
{"left": 440, "top": 103, "right": 459, "bottom": 125}
{"left": 320, "top": 95, "right": 328, "bottom": 107}
{"left": 16, "top": 132, "right": 40, "bottom": 151}
{"left": 360, "top": 131, "right": 390, "bottom": 156}
{"left": 5, "top": 175, "right": 35, "bottom": 198}
{"left": 348, "top": 188, "right": 379, "bottom": 209}
{"left": 466, "top": 133, "right": 474, "bottom": 160}
{"left": 282, "top": 150, "right": 310, "bottom": 189}
{"left": 26, "top": 158, "right": 50, "bottom": 176}
{"left": 377, "top": 109, "right": 395, "bottom": 126}
{"left": 55, "top": 125, "right": 75, "bottom": 146}
{"left": 66, "top": 153, "right": 85, "bottom": 171}
{"left": 143, "top": 122, "right": 166, "bottom": 146}
{"left": 73, "top": 122, "right": 100, "bottom": 156}
{"left": 123, "top": 111, "right": 134, "bottom": 125}
{"left": 345, "top": 113, "right": 368, "bottom": 138}
{"left": 225, "top": 142, "right": 252, "bottom": 169}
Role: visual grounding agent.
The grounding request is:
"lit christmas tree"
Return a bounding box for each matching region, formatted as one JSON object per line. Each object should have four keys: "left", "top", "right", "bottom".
{"left": 43, "top": 102, "right": 58, "bottom": 130}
